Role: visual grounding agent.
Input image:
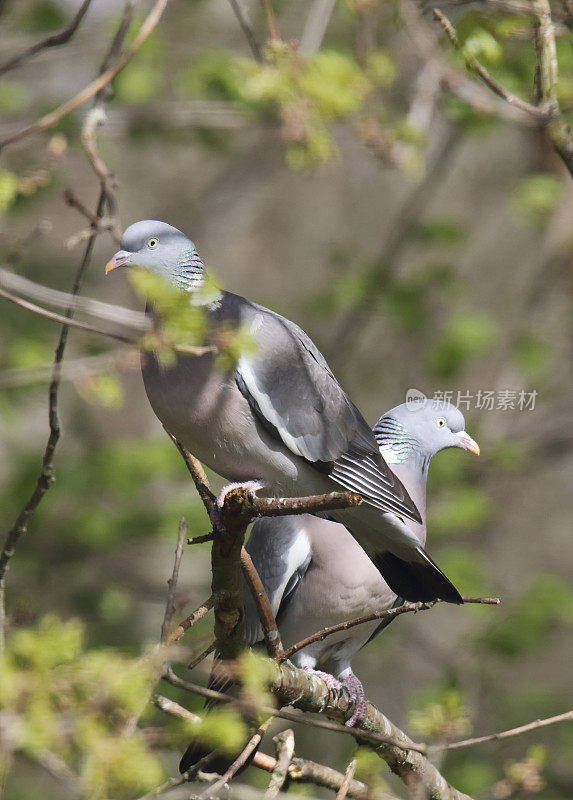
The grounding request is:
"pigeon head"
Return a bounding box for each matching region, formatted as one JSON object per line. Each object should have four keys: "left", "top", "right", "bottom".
{"left": 105, "top": 220, "right": 204, "bottom": 290}
{"left": 373, "top": 398, "right": 479, "bottom": 471}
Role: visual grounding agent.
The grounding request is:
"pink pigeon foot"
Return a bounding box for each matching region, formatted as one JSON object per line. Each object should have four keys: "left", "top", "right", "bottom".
{"left": 209, "top": 481, "right": 264, "bottom": 531}
{"left": 302, "top": 666, "right": 343, "bottom": 692}
{"left": 342, "top": 671, "right": 367, "bottom": 727}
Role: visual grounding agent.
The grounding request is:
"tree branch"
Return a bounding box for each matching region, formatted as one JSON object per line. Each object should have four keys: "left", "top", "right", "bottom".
{"left": 199, "top": 716, "right": 275, "bottom": 797}
{"left": 434, "top": 709, "right": 573, "bottom": 752}
{"left": 270, "top": 660, "right": 474, "bottom": 800}
{"left": 433, "top": 8, "right": 545, "bottom": 119}
{"left": 228, "top": 0, "right": 263, "bottom": 61}
{"left": 336, "top": 759, "right": 357, "bottom": 800}
{"left": 155, "top": 696, "right": 376, "bottom": 799}
{"left": 265, "top": 729, "right": 295, "bottom": 798}
{"left": 0, "top": 0, "right": 170, "bottom": 152}
{"left": 164, "top": 665, "right": 474, "bottom": 799}
{"left": 161, "top": 518, "right": 188, "bottom": 644}
{"left": 280, "top": 596, "right": 500, "bottom": 662}
{"left": 241, "top": 547, "right": 284, "bottom": 659}
{"left": 433, "top": 4, "right": 573, "bottom": 177}
{"left": 166, "top": 596, "right": 217, "bottom": 647}
{"left": 0, "top": 0, "right": 93, "bottom": 77}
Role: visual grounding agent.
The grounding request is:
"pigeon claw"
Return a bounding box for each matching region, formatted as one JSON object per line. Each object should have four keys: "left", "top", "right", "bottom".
{"left": 210, "top": 481, "right": 264, "bottom": 532}
{"left": 342, "top": 671, "right": 367, "bottom": 727}
{"left": 302, "top": 666, "right": 343, "bottom": 692}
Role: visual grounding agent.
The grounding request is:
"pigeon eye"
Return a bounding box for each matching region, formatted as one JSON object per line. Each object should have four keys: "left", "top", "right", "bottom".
{"left": 147, "top": 237, "right": 158, "bottom": 249}
{"left": 436, "top": 417, "right": 446, "bottom": 428}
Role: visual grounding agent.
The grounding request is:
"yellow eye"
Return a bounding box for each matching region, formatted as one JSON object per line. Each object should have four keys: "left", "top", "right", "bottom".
{"left": 147, "top": 237, "right": 158, "bottom": 249}
{"left": 436, "top": 417, "right": 446, "bottom": 428}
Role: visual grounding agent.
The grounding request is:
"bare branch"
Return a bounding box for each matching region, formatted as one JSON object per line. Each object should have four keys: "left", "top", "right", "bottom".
{"left": 153, "top": 697, "right": 375, "bottom": 799}
{"left": 164, "top": 668, "right": 427, "bottom": 754}
{"left": 270, "top": 661, "right": 473, "bottom": 800}
{"left": 161, "top": 519, "right": 188, "bottom": 644}
{"left": 188, "top": 533, "right": 216, "bottom": 546}
{"left": 532, "top": 0, "right": 573, "bottom": 172}
{"left": 0, "top": 286, "right": 136, "bottom": 345}
{"left": 261, "top": 0, "right": 281, "bottom": 41}
{"left": 0, "top": 0, "right": 170, "bottom": 152}
{"left": 228, "top": 0, "right": 263, "bottom": 61}
{"left": 280, "top": 596, "right": 500, "bottom": 662}
{"left": 241, "top": 547, "right": 284, "bottom": 659}
{"left": 253, "top": 491, "right": 362, "bottom": 517}
{"left": 0, "top": 0, "right": 93, "bottom": 77}
{"left": 0, "top": 192, "right": 107, "bottom": 656}
{"left": 164, "top": 665, "right": 476, "bottom": 799}
{"left": 433, "top": 8, "right": 546, "bottom": 118}
{"left": 0, "top": 272, "right": 216, "bottom": 356}
{"left": 0, "top": 2, "right": 140, "bottom": 654}
{"left": 188, "top": 641, "right": 216, "bottom": 670}
{"left": 199, "top": 716, "right": 275, "bottom": 797}
{"left": 153, "top": 694, "right": 201, "bottom": 723}
{"left": 433, "top": 709, "right": 573, "bottom": 752}
{"left": 336, "top": 759, "right": 357, "bottom": 800}
{"left": 0, "top": 348, "right": 138, "bottom": 390}
{"left": 265, "top": 729, "right": 295, "bottom": 798}
{"left": 166, "top": 595, "right": 217, "bottom": 646}
{"left": 167, "top": 436, "right": 216, "bottom": 513}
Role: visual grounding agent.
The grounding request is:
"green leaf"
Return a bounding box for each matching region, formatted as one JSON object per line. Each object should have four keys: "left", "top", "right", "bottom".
{"left": 464, "top": 28, "right": 502, "bottom": 65}
{"left": 0, "top": 170, "right": 19, "bottom": 213}
{"left": 511, "top": 173, "right": 562, "bottom": 226}
{"left": 429, "top": 486, "right": 493, "bottom": 538}
{"left": 415, "top": 217, "right": 468, "bottom": 246}
{"left": 479, "top": 575, "right": 573, "bottom": 657}
{"left": 115, "top": 64, "right": 162, "bottom": 104}
{"left": 429, "top": 312, "right": 498, "bottom": 379}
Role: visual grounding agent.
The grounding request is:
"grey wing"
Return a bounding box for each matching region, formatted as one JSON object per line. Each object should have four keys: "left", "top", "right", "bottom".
{"left": 235, "top": 302, "right": 421, "bottom": 524}
{"left": 243, "top": 516, "right": 312, "bottom": 646}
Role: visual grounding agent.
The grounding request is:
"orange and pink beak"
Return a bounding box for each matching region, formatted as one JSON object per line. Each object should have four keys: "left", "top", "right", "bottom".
{"left": 455, "top": 431, "right": 480, "bottom": 455}
{"left": 105, "top": 250, "right": 132, "bottom": 274}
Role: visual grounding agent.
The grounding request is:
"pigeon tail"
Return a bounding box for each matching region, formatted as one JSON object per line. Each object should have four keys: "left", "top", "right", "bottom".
{"left": 373, "top": 548, "right": 463, "bottom": 604}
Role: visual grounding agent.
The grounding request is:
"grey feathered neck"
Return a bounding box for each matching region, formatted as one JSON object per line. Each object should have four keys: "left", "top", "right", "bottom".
{"left": 171, "top": 245, "right": 205, "bottom": 292}
{"left": 373, "top": 417, "right": 430, "bottom": 475}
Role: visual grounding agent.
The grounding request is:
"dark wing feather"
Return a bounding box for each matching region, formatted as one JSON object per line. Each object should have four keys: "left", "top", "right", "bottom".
{"left": 234, "top": 299, "right": 421, "bottom": 523}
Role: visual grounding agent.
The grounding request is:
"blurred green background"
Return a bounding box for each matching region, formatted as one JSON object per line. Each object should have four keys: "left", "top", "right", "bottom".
{"left": 0, "top": 1, "right": 572, "bottom": 798}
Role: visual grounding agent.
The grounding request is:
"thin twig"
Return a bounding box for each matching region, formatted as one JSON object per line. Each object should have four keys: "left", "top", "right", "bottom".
{"left": 241, "top": 547, "right": 284, "bottom": 659}
{"left": 168, "top": 435, "right": 216, "bottom": 513}
{"left": 0, "top": 281, "right": 215, "bottom": 357}
{"left": 188, "top": 533, "right": 216, "bottom": 546}
{"left": 252, "top": 491, "right": 362, "bottom": 517}
{"left": 336, "top": 759, "right": 357, "bottom": 800}
{"left": 199, "top": 716, "right": 275, "bottom": 796}
{"left": 261, "top": 0, "right": 281, "bottom": 40}
{"left": 280, "top": 596, "right": 500, "bottom": 662}
{"left": 265, "top": 729, "right": 295, "bottom": 798}
{"left": 163, "top": 668, "right": 427, "bottom": 754}
{"left": 228, "top": 0, "right": 263, "bottom": 61}
{"left": 0, "top": 0, "right": 93, "bottom": 77}
{"left": 153, "top": 698, "right": 373, "bottom": 799}
{"left": 166, "top": 595, "right": 217, "bottom": 646}
{"left": 0, "top": 287, "right": 136, "bottom": 345}
{"left": 0, "top": 0, "right": 170, "bottom": 152}
{"left": 431, "top": 710, "right": 573, "bottom": 752}
{"left": 153, "top": 693, "right": 201, "bottom": 723}
{"left": 433, "top": 7, "right": 545, "bottom": 118}
{"left": 188, "top": 641, "right": 216, "bottom": 670}
{"left": 161, "top": 519, "right": 188, "bottom": 644}
{"left": 0, "top": 191, "right": 106, "bottom": 656}
{"left": 0, "top": 348, "right": 138, "bottom": 390}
